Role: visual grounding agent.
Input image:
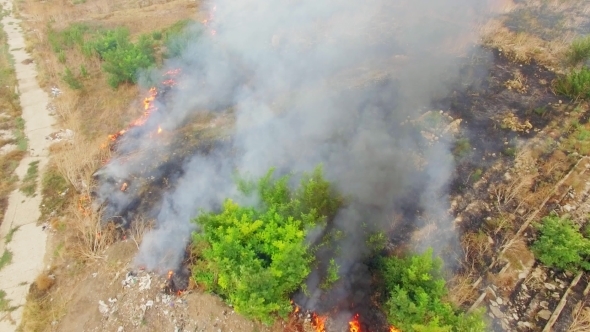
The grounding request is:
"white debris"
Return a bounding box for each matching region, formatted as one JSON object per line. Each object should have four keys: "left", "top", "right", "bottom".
{"left": 117, "top": 327, "right": 123, "bottom": 332}
{"left": 108, "top": 298, "right": 117, "bottom": 304}
{"left": 122, "top": 272, "right": 138, "bottom": 288}
{"left": 138, "top": 274, "right": 151, "bottom": 291}
{"left": 98, "top": 300, "right": 109, "bottom": 316}
{"left": 92, "top": 272, "right": 98, "bottom": 278}
{"left": 146, "top": 300, "right": 154, "bottom": 308}
{"left": 51, "top": 87, "right": 61, "bottom": 97}
{"left": 46, "top": 129, "right": 74, "bottom": 142}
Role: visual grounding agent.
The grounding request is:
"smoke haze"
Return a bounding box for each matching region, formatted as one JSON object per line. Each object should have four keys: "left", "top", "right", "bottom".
{"left": 95, "top": 0, "right": 495, "bottom": 321}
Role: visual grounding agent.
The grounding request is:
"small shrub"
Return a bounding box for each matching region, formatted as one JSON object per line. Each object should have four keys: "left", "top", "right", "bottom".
{"left": 321, "top": 259, "right": 340, "bottom": 289}
{"left": 378, "top": 248, "right": 487, "bottom": 331}
{"left": 48, "top": 23, "right": 89, "bottom": 53}
{"left": 102, "top": 35, "right": 155, "bottom": 88}
{"left": 35, "top": 273, "right": 55, "bottom": 292}
{"left": 191, "top": 166, "right": 343, "bottom": 324}
{"left": 531, "top": 214, "right": 590, "bottom": 272}
{"left": 453, "top": 138, "right": 471, "bottom": 158}
{"left": 61, "top": 67, "right": 83, "bottom": 90}
{"left": 566, "top": 36, "right": 590, "bottom": 66}
{"left": 554, "top": 67, "right": 590, "bottom": 100}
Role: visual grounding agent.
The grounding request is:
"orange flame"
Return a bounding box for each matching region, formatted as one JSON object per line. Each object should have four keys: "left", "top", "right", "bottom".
{"left": 167, "top": 270, "right": 174, "bottom": 280}
{"left": 120, "top": 182, "right": 128, "bottom": 191}
{"left": 349, "top": 314, "right": 361, "bottom": 332}
{"left": 311, "top": 313, "right": 327, "bottom": 332}
{"left": 157, "top": 126, "right": 162, "bottom": 134}
{"left": 389, "top": 326, "right": 401, "bottom": 332}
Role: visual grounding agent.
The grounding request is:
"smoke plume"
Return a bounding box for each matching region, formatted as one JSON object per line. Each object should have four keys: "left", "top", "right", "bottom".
{"left": 95, "top": 0, "right": 495, "bottom": 322}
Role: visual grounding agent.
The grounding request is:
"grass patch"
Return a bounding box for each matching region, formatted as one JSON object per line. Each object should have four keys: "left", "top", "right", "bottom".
{"left": 554, "top": 67, "right": 590, "bottom": 100}
{"left": 0, "top": 250, "right": 13, "bottom": 271}
{"left": 566, "top": 35, "right": 590, "bottom": 66}
{"left": 13, "top": 116, "right": 27, "bottom": 151}
{"left": 39, "top": 166, "right": 71, "bottom": 218}
{"left": 19, "top": 160, "right": 40, "bottom": 197}
{"left": 0, "top": 289, "right": 16, "bottom": 312}
{"left": 5, "top": 226, "right": 19, "bottom": 243}
{"left": 453, "top": 138, "right": 472, "bottom": 158}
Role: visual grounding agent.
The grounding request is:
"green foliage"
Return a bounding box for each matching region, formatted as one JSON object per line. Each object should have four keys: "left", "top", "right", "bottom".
{"left": 566, "top": 35, "right": 590, "bottom": 66}
{"left": 191, "top": 166, "right": 343, "bottom": 324}
{"left": 164, "top": 21, "right": 203, "bottom": 59}
{"left": 554, "top": 67, "right": 590, "bottom": 100}
{"left": 85, "top": 27, "right": 130, "bottom": 59}
{"left": 531, "top": 214, "right": 590, "bottom": 272}
{"left": 453, "top": 138, "right": 471, "bottom": 158}
{"left": 321, "top": 258, "right": 340, "bottom": 289}
{"left": 379, "top": 248, "right": 486, "bottom": 332}
{"left": 61, "top": 67, "right": 83, "bottom": 90}
{"left": 367, "top": 231, "right": 387, "bottom": 252}
{"left": 47, "top": 23, "right": 89, "bottom": 53}
{"left": 102, "top": 35, "right": 155, "bottom": 88}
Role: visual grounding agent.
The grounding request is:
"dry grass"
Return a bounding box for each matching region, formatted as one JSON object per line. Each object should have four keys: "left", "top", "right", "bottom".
{"left": 569, "top": 306, "right": 590, "bottom": 332}
{"left": 34, "top": 273, "right": 55, "bottom": 293}
{"left": 447, "top": 273, "right": 479, "bottom": 308}
{"left": 500, "top": 237, "right": 535, "bottom": 270}
{"left": 504, "top": 70, "right": 527, "bottom": 93}
{"left": 488, "top": 270, "right": 519, "bottom": 298}
{"left": 481, "top": 18, "right": 569, "bottom": 69}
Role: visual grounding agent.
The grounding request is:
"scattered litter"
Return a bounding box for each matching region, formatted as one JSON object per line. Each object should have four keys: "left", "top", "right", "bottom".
{"left": 139, "top": 274, "right": 152, "bottom": 291}
{"left": 46, "top": 129, "right": 74, "bottom": 142}
{"left": 122, "top": 271, "right": 138, "bottom": 288}
{"left": 92, "top": 272, "right": 98, "bottom": 278}
{"left": 146, "top": 300, "right": 154, "bottom": 308}
{"left": 51, "top": 87, "right": 61, "bottom": 97}
{"left": 117, "top": 327, "right": 123, "bottom": 332}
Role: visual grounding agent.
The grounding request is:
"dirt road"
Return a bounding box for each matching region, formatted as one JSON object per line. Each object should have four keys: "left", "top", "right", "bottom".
{"left": 0, "top": 0, "right": 55, "bottom": 329}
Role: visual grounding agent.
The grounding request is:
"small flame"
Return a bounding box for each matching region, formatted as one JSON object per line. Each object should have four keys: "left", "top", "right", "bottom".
{"left": 120, "top": 182, "right": 128, "bottom": 191}
{"left": 167, "top": 270, "right": 174, "bottom": 280}
{"left": 311, "top": 313, "right": 327, "bottom": 332}
{"left": 157, "top": 126, "right": 162, "bottom": 134}
{"left": 389, "top": 326, "right": 401, "bottom": 332}
{"left": 349, "top": 314, "right": 361, "bottom": 332}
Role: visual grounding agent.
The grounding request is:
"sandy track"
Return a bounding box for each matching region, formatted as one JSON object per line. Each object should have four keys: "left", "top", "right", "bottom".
{"left": 0, "top": 0, "right": 55, "bottom": 329}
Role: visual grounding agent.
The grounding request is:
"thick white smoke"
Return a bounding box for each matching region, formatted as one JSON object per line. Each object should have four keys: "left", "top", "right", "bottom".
{"left": 95, "top": 0, "right": 496, "bottom": 316}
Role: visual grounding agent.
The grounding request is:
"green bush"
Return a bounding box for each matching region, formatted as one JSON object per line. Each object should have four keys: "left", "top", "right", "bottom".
{"left": 554, "top": 67, "right": 590, "bottom": 100}
{"left": 532, "top": 214, "right": 590, "bottom": 272}
{"left": 61, "top": 67, "right": 83, "bottom": 90}
{"left": 102, "top": 35, "right": 155, "bottom": 88}
{"left": 47, "top": 23, "right": 89, "bottom": 53}
{"left": 378, "top": 248, "right": 486, "bottom": 332}
{"left": 566, "top": 36, "right": 590, "bottom": 66}
{"left": 85, "top": 27, "right": 130, "bottom": 59}
{"left": 191, "top": 167, "right": 343, "bottom": 324}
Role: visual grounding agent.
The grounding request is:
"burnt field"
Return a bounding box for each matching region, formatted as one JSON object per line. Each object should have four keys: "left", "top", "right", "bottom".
{"left": 86, "top": 40, "right": 590, "bottom": 331}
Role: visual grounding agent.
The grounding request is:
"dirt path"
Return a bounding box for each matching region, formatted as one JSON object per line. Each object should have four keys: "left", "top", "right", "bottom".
{"left": 0, "top": 0, "right": 55, "bottom": 329}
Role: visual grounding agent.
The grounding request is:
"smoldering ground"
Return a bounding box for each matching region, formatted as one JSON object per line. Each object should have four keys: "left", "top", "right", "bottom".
{"left": 95, "top": 0, "right": 496, "bottom": 323}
